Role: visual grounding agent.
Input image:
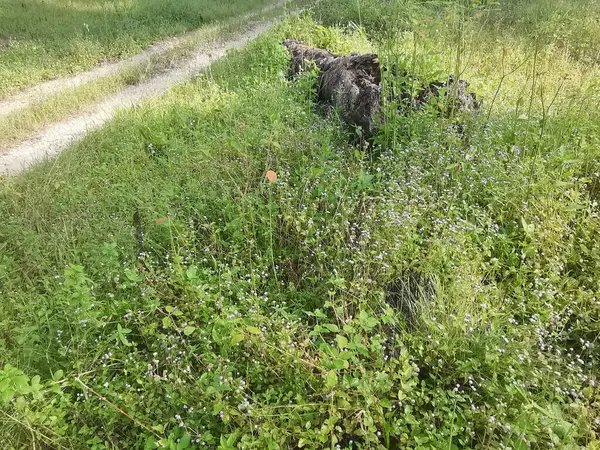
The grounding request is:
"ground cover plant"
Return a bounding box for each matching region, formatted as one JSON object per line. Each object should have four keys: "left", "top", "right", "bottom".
{"left": 0, "top": 0, "right": 274, "bottom": 96}
{"left": 1, "top": 1, "right": 600, "bottom": 449}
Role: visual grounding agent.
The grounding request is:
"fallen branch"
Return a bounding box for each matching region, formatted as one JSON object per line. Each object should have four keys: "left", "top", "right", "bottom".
{"left": 76, "top": 377, "right": 161, "bottom": 439}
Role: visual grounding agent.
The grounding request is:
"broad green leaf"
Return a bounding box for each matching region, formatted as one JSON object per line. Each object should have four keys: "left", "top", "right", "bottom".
{"left": 124, "top": 269, "right": 144, "bottom": 282}
{"left": 183, "top": 326, "right": 196, "bottom": 336}
{"left": 324, "top": 323, "right": 339, "bottom": 332}
{"left": 246, "top": 326, "right": 261, "bottom": 335}
{"left": 333, "top": 359, "right": 345, "bottom": 370}
{"left": 118, "top": 332, "right": 131, "bottom": 346}
{"left": 335, "top": 335, "right": 349, "bottom": 349}
{"left": 52, "top": 370, "right": 64, "bottom": 381}
{"left": 326, "top": 370, "right": 338, "bottom": 388}
{"left": 359, "top": 311, "right": 378, "bottom": 331}
{"left": 339, "top": 351, "right": 354, "bottom": 360}
{"left": 177, "top": 433, "right": 191, "bottom": 449}
{"left": 230, "top": 332, "right": 245, "bottom": 345}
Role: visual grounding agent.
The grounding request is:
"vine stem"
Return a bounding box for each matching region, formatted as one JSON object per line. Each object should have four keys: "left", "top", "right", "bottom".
{"left": 76, "top": 376, "right": 162, "bottom": 439}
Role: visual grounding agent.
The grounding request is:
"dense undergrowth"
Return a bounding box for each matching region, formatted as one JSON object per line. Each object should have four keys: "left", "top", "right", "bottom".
{"left": 1, "top": 1, "right": 600, "bottom": 449}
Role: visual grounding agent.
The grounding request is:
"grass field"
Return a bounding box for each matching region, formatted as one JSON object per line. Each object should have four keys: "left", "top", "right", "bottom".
{"left": 1, "top": 0, "right": 599, "bottom": 449}
{"left": 0, "top": 0, "right": 274, "bottom": 97}
{"left": 0, "top": 2, "right": 294, "bottom": 148}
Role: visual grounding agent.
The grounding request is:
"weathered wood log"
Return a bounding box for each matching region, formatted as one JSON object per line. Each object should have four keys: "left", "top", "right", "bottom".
{"left": 283, "top": 39, "right": 480, "bottom": 139}
{"left": 416, "top": 75, "right": 480, "bottom": 113}
{"left": 284, "top": 39, "right": 341, "bottom": 74}
{"left": 284, "top": 39, "right": 382, "bottom": 138}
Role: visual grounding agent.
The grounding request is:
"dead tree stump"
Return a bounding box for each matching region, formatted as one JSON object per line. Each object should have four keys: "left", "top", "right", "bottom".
{"left": 283, "top": 39, "right": 480, "bottom": 139}
{"left": 284, "top": 39, "right": 382, "bottom": 138}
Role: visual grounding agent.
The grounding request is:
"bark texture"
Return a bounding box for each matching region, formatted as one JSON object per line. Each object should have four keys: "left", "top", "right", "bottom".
{"left": 284, "top": 39, "right": 382, "bottom": 137}
{"left": 283, "top": 39, "right": 480, "bottom": 138}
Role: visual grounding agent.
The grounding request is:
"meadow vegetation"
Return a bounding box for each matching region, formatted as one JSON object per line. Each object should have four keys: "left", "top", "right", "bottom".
{"left": 0, "top": 0, "right": 274, "bottom": 96}
{"left": 0, "top": 3, "right": 294, "bottom": 148}
{"left": 0, "top": 0, "right": 599, "bottom": 449}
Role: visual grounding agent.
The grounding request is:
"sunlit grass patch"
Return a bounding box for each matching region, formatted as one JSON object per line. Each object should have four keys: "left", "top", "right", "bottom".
{"left": 0, "top": 0, "right": 277, "bottom": 96}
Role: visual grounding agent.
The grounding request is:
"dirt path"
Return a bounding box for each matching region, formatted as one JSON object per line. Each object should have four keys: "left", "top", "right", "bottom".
{"left": 0, "top": 1, "right": 285, "bottom": 119}
{"left": 0, "top": 20, "right": 273, "bottom": 175}
{"left": 0, "top": 37, "right": 182, "bottom": 119}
